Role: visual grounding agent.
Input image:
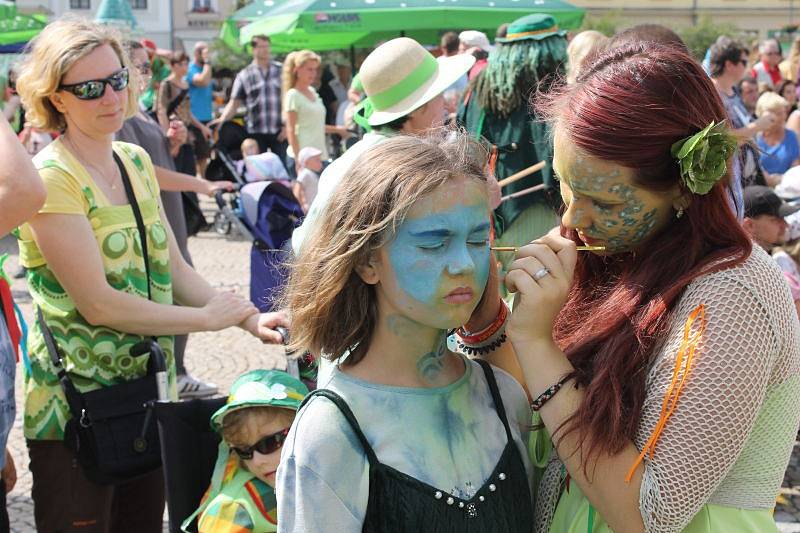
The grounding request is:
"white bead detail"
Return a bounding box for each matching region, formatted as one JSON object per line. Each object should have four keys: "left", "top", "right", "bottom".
{"left": 459, "top": 502, "right": 465, "bottom": 508}
{"left": 489, "top": 484, "right": 496, "bottom": 492}
{"left": 446, "top": 497, "right": 454, "bottom": 505}
{"left": 479, "top": 495, "right": 485, "bottom": 502}
{"left": 498, "top": 472, "right": 507, "bottom": 480}
{"left": 434, "top": 491, "right": 442, "bottom": 499}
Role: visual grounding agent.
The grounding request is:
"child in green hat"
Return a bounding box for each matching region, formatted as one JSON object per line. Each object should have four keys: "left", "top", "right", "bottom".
{"left": 183, "top": 370, "right": 308, "bottom": 533}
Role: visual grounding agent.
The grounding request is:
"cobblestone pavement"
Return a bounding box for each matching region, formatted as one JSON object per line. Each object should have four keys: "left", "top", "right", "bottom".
{"left": 2, "top": 206, "right": 285, "bottom": 532}
{"left": 3, "top": 207, "right": 800, "bottom": 531}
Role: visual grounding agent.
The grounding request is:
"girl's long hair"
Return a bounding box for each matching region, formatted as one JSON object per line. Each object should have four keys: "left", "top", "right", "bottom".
{"left": 280, "top": 131, "right": 488, "bottom": 364}
{"left": 538, "top": 43, "right": 752, "bottom": 461}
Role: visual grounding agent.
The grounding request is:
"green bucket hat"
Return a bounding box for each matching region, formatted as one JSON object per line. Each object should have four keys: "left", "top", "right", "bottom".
{"left": 496, "top": 14, "right": 567, "bottom": 43}
{"left": 210, "top": 369, "right": 309, "bottom": 432}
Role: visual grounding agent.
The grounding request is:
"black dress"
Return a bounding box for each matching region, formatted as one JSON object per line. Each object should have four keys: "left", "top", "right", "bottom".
{"left": 299, "top": 359, "right": 534, "bottom": 532}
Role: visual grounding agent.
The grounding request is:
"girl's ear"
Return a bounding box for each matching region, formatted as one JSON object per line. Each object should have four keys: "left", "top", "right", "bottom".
{"left": 355, "top": 252, "right": 381, "bottom": 285}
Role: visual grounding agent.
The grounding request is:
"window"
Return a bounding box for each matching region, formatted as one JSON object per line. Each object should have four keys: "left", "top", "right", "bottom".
{"left": 69, "top": 0, "right": 90, "bottom": 8}
{"left": 130, "top": 0, "right": 147, "bottom": 9}
{"left": 191, "top": 0, "right": 212, "bottom": 12}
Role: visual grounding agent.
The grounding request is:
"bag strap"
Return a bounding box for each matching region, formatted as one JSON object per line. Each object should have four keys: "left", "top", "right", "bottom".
{"left": 166, "top": 87, "right": 188, "bottom": 119}
{"left": 113, "top": 151, "right": 152, "bottom": 302}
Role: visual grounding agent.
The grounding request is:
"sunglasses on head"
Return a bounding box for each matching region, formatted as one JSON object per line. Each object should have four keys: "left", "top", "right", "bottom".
{"left": 59, "top": 68, "right": 129, "bottom": 100}
{"left": 230, "top": 428, "right": 289, "bottom": 460}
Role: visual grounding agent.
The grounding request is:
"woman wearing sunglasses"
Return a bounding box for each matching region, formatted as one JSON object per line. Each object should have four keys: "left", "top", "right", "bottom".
{"left": 16, "top": 17, "right": 287, "bottom": 532}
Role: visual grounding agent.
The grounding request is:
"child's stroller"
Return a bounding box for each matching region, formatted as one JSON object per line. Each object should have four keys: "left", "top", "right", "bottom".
{"left": 239, "top": 181, "right": 304, "bottom": 312}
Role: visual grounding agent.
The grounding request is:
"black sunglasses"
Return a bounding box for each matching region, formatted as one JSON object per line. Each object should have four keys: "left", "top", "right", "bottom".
{"left": 230, "top": 428, "right": 289, "bottom": 460}
{"left": 59, "top": 68, "right": 129, "bottom": 100}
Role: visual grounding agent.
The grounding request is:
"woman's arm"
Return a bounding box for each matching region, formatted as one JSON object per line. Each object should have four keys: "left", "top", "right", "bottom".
{"left": 285, "top": 110, "right": 300, "bottom": 162}
{"left": 28, "top": 212, "right": 256, "bottom": 335}
{"left": 156, "top": 82, "right": 170, "bottom": 132}
{"left": 0, "top": 115, "right": 45, "bottom": 235}
{"left": 153, "top": 165, "right": 232, "bottom": 196}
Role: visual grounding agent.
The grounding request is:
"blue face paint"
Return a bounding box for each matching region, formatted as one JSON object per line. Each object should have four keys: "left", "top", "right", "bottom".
{"left": 386, "top": 203, "right": 491, "bottom": 308}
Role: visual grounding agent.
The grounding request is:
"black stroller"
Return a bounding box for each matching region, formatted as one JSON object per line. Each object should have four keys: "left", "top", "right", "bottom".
{"left": 156, "top": 397, "right": 225, "bottom": 532}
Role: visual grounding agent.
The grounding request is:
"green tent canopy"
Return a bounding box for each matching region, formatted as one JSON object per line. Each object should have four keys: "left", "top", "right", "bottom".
{"left": 0, "top": 0, "right": 47, "bottom": 47}
{"left": 232, "top": 0, "right": 584, "bottom": 53}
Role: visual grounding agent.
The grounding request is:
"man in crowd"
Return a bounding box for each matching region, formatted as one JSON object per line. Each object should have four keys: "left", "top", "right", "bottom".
{"left": 139, "top": 38, "right": 170, "bottom": 116}
{"left": 742, "top": 185, "right": 800, "bottom": 316}
{"left": 459, "top": 30, "right": 493, "bottom": 80}
{"left": 211, "top": 35, "right": 285, "bottom": 161}
{"left": 187, "top": 41, "right": 214, "bottom": 178}
{"left": 751, "top": 38, "right": 783, "bottom": 90}
{"left": 739, "top": 76, "right": 759, "bottom": 120}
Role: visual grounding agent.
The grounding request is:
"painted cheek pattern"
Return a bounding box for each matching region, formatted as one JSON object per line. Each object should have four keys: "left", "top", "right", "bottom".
{"left": 602, "top": 183, "right": 660, "bottom": 251}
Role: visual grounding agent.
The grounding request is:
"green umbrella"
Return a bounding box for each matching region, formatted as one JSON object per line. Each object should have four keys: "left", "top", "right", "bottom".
{"left": 0, "top": 9, "right": 47, "bottom": 47}
{"left": 237, "top": 0, "right": 584, "bottom": 53}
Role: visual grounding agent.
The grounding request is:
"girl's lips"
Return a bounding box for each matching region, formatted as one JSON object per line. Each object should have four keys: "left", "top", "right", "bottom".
{"left": 444, "top": 287, "right": 474, "bottom": 304}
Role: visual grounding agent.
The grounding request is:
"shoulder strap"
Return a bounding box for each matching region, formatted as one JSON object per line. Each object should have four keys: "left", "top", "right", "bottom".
{"left": 166, "top": 87, "right": 189, "bottom": 118}
{"left": 474, "top": 359, "right": 514, "bottom": 443}
{"left": 299, "top": 389, "right": 379, "bottom": 467}
{"left": 113, "top": 150, "right": 151, "bottom": 302}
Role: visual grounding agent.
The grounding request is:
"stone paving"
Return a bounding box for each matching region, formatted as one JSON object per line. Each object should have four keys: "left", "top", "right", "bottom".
{"left": 3, "top": 206, "right": 800, "bottom": 531}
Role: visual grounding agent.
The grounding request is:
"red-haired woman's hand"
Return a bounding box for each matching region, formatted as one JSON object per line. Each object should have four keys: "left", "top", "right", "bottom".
{"left": 505, "top": 229, "right": 576, "bottom": 345}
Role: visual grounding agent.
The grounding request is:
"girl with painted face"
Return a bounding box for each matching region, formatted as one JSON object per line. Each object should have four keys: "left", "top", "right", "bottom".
{"left": 276, "top": 133, "right": 534, "bottom": 532}
{"left": 483, "top": 43, "right": 800, "bottom": 532}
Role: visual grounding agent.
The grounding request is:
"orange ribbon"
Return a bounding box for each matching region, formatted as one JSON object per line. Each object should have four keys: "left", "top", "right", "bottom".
{"left": 625, "top": 304, "right": 706, "bottom": 483}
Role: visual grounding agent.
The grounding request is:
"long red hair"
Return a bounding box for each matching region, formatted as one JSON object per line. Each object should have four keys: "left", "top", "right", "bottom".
{"left": 538, "top": 43, "right": 752, "bottom": 460}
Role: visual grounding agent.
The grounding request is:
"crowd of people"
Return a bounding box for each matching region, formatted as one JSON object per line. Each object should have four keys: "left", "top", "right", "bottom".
{"left": 0, "top": 9, "right": 799, "bottom": 533}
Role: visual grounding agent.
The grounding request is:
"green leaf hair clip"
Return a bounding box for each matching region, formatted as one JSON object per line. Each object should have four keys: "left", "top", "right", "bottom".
{"left": 670, "top": 121, "right": 737, "bottom": 195}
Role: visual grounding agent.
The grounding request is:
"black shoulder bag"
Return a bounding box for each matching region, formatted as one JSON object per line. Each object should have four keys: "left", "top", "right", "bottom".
{"left": 37, "top": 152, "right": 169, "bottom": 485}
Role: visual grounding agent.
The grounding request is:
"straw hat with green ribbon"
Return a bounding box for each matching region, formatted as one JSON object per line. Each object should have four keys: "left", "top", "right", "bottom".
{"left": 358, "top": 37, "right": 474, "bottom": 127}
{"left": 496, "top": 14, "right": 567, "bottom": 44}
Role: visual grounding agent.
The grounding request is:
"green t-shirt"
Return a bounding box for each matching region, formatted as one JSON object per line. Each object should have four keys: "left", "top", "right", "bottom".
{"left": 17, "top": 140, "right": 177, "bottom": 440}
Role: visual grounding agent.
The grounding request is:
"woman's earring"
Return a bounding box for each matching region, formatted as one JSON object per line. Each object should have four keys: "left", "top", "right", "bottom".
{"left": 676, "top": 207, "right": 685, "bottom": 219}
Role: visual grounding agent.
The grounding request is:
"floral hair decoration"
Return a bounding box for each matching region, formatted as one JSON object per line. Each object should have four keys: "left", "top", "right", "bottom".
{"left": 671, "top": 121, "right": 737, "bottom": 195}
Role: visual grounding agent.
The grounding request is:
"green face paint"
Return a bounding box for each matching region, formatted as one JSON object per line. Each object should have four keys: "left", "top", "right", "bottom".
{"left": 553, "top": 134, "right": 678, "bottom": 254}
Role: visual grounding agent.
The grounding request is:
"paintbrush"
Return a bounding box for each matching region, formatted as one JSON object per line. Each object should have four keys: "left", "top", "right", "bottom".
{"left": 490, "top": 245, "right": 606, "bottom": 252}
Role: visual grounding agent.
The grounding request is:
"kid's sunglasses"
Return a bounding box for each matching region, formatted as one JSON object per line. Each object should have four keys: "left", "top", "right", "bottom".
{"left": 59, "top": 68, "right": 129, "bottom": 100}
{"left": 230, "top": 428, "right": 290, "bottom": 460}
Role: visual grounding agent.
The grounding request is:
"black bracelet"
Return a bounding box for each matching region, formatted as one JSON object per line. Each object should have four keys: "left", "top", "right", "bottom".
{"left": 531, "top": 375, "right": 572, "bottom": 411}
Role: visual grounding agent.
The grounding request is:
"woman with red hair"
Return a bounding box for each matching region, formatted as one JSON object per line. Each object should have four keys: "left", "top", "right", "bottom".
{"left": 463, "top": 42, "right": 800, "bottom": 531}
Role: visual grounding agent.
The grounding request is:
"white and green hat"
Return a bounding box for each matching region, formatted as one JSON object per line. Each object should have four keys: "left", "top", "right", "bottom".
{"left": 360, "top": 37, "right": 474, "bottom": 126}
{"left": 210, "top": 369, "right": 308, "bottom": 432}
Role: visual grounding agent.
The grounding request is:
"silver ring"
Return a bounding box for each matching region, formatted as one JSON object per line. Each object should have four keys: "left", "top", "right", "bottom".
{"left": 533, "top": 267, "right": 550, "bottom": 281}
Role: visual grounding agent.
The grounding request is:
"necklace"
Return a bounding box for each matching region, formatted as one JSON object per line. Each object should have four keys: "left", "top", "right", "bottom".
{"left": 62, "top": 134, "right": 119, "bottom": 191}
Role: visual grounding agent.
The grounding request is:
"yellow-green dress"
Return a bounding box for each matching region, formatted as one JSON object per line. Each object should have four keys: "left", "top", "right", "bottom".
{"left": 17, "top": 139, "right": 177, "bottom": 441}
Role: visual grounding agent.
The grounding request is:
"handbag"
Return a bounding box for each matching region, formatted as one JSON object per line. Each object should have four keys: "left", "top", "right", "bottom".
{"left": 36, "top": 151, "right": 169, "bottom": 485}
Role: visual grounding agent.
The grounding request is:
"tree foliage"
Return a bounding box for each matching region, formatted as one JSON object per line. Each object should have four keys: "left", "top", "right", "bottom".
{"left": 677, "top": 16, "right": 740, "bottom": 60}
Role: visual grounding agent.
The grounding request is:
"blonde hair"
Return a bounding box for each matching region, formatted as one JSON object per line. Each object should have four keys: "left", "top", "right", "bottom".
{"left": 281, "top": 49, "right": 321, "bottom": 107}
{"left": 566, "top": 30, "right": 608, "bottom": 84}
{"left": 756, "top": 91, "right": 789, "bottom": 117}
{"left": 221, "top": 406, "right": 294, "bottom": 447}
{"left": 281, "top": 131, "right": 488, "bottom": 365}
{"left": 16, "top": 16, "right": 139, "bottom": 132}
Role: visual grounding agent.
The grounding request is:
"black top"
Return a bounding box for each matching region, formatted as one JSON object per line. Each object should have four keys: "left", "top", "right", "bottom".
{"left": 300, "top": 359, "right": 533, "bottom": 532}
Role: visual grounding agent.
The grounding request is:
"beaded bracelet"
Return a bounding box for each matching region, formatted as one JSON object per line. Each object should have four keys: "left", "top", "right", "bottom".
{"left": 530, "top": 375, "right": 572, "bottom": 411}
{"left": 455, "top": 301, "right": 510, "bottom": 355}
{"left": 457, "top": 301, "right": 509, "bottom": 344}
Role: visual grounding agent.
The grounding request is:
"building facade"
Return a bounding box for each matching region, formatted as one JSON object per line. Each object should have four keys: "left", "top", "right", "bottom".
{"left": 571, "top": 0, "right": 796, "bottom": 38}
{"left": 14, "top": 0, "right": 238, "bottom": 51}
